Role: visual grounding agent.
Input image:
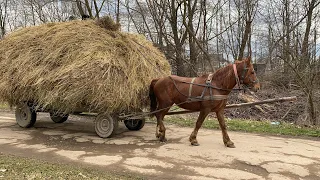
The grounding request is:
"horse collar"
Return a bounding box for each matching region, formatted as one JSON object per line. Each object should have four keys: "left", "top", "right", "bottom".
{"left": 233, "top": 64, "right": 241, "bottom": 88}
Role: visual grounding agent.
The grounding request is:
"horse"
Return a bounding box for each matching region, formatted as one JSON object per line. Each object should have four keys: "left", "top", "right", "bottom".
{"left": 149, "top": 57, "right": 260, "bottom": 147}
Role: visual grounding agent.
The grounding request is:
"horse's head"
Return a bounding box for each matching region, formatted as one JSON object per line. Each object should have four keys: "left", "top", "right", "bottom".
{"left": 236, "top": 57, "right": 260, "bottom": 92}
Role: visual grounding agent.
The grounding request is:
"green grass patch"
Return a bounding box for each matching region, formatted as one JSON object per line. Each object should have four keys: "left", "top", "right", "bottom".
{"left": 165, "top": 116, "right": 320, "bottom": 137}
{"left": 0, "top": 102, "right": 9, "bottom": 109}
{"left": 0, "top": 154, "right": 142, "bottom": 180}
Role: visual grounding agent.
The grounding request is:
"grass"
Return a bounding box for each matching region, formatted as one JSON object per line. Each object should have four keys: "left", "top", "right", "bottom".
{"left": 0, "top": 154, "right": 142, "bottom": 180}
{"left": 0, "top": 103, "right": 9, "bottom": 109}
{"left": 165, "top": 116, "right": 320, "bottom": 137}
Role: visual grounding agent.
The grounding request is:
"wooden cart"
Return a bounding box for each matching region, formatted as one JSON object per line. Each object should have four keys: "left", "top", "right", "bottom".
{"left": 14, "top": 96, "right": 296, "bottom": 138}
{"left": 14, "top": 102, "right": 145, "bottom": 138}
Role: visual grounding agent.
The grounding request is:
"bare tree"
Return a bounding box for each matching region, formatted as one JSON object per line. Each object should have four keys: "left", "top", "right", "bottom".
{"left": 0, "top": 0, "right": 8, "bottom": 38}
{"left": 236, "top": 0, "right": 258, "bottom": 60}
{"left": 75, "top": 0, "right": 109, "bottom": 19}
{"left": 267, "top": 0, "right": 320, "bottom": 125}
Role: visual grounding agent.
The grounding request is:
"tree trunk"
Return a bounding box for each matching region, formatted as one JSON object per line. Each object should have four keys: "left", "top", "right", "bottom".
{"left": 76, "top": 0, "right": 85, "bottom": 16}
{"left": 176, "top": 46, "right": 185, "bottom": 76}
{"left": 84, "top": 0, "right": 93, "bottom": 18}
{"left": 307, "top": 90, "right": 317, "bottom": 125}
{"left": 93, "top": 0, "right": 100, "bottom": 18}
{"left": 301, "top": 0, "right": 317, "bottom": 124}
{"left": 283, "top": 0, "right": 291, "bottom": 73}
{"left": 300, "top": 0, "right": 316, "bottom": 70}
{"left": 267, "top": 23, "right": 273, "bottom": 70}
{"left": 116, "top": 0, "right": 120, "bottom": 23}
{"left": 170, "top": 0, "right": 187, "bottom": 76}
{"left": 0, "top": 0, "right": 8, "bottom": 38}
{"left": 238, "top": 20, "right": 251, "bottom": 60}
{"left": 186, "top": 0, "right": 198, "bottom": 77}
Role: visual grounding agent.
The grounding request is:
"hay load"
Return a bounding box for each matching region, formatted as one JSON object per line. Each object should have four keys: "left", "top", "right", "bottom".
{"left": 0, "top": 17, "right": 171, "bottom": 114}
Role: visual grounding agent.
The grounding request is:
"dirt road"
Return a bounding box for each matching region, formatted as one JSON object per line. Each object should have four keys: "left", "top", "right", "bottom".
{"left": 0, "top": 111, "right": 319, "bottom": 180}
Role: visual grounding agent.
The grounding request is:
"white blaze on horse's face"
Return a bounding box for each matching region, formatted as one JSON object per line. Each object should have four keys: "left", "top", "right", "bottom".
{"left": 243, "top": 62, "right": 261, "bottom": 92}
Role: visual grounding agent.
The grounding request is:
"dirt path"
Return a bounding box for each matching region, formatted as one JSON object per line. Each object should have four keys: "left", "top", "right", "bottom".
{"left": 0, "top": 111, "right": 319, "bottom": 180}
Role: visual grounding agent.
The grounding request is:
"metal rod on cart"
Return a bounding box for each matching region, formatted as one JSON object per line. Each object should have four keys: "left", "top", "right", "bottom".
{"left": 166, "top": 96, "right": 297, "bottom": 116}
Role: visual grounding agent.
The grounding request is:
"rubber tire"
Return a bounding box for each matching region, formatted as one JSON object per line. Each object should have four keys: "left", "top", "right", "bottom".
{"left": 15, "top": 103, "right": 37, "bottom": 128}
{"left": 95, "top": 114, "right": 119, "bottom": 138}
{"left": 50, "top": 112, "right": 69, "bottom": 123}
{"left": 124, "top": 119, "right": 145, "bottom": 131}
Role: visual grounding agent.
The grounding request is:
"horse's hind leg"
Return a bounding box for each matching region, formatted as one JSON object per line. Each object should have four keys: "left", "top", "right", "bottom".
{"left": 189, "top": 108, "right": 211, "bottom": 146}
{"left": 155, "top": 103, "right": 172, "bottom": 142}
{"left": 216, "top": 109, "right": 235, "bottom": 148}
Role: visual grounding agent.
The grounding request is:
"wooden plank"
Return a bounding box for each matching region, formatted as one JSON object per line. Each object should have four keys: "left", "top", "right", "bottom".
{"left": 166, "top": 96, "right": 297, "bottom": 116}
{"left": 224, "top": 96, "right": 297, "bottom": 109}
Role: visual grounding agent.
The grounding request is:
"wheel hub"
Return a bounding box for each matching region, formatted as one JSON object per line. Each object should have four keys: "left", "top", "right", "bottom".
{"left": 95, "top": 114, "right": 115, "bottom": 138}
{"left": 128, "top": 120, "right": 138, "bottom": 127}
{"left": 101, "top": 119, "right": 110, "bottom": 130}
{"left": 15, "top": 103, "right": 37, "bottom": 128}
{"left": 22, "top": 112, "right": 27, "bottom": 121}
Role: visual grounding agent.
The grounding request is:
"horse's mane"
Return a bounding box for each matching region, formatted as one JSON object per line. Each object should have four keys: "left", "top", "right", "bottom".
{"left": 210, "top": 63, "right": 234, "bottom": 83}
{"left": 200, "top": 60, "right": 248, "bottom": 84}
{"left": 211, "top": 61, "right": 245, "bottom": 83}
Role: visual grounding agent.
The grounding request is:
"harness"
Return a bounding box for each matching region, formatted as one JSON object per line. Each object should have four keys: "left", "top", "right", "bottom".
{"left": 184, "top": 74, "right": 228, "bottom": 101}
{"left": 169, "top": 74, "right": 229, "bottom": 102}
{"left": 170, "top": 63, "right": 259, "bottom": 102}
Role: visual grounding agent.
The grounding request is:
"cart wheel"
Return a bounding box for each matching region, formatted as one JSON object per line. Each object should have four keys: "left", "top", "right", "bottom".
{"left": 95, "top": 114, "right": 118, "bottom": 138}
{"left": 124, "top": 119, "right": 145, "bottom": 131}
{"left": 50, "top": 112, "right": 69, "bottom": 123}
{"left": 15, "top": 103, "right": 37, "bottom": 128}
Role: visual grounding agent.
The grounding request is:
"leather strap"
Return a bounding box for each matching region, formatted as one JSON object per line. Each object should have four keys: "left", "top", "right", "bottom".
{"left": 233, "top": 64, "right": 241, "bottom": 89}
{"left": 188, "top": 78, "right": 196, "bottom": 97}
{"left": 202, "top": 94, "right": 228, "bottom": 100}
{"left": 188, "top": 94, "right": 228, "bottom": 101}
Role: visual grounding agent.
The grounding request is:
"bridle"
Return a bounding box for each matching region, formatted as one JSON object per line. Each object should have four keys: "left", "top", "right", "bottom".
{"left": 233, "top": 63, "right": 259, "bottom": 89}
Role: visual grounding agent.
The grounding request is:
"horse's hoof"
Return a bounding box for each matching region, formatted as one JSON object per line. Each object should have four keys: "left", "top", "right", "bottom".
{"left": 155, "top": 133, "right": 160, "bottom": 139}
{"left": 159, "top": 137, "right": 167, "bottom": 142}
{"left": 191, "top": 142, "right": 200, "bottom": 146}
{"left": 227, "top": 144, "right": 236, "bottom": 148}
{"left": 225, "top": 141, "right": 236, "bottom": 148}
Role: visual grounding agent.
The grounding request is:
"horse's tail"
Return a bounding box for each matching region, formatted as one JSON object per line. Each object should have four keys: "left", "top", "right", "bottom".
{"left": 149, "top": 78, "right": 159, "bottom": 117}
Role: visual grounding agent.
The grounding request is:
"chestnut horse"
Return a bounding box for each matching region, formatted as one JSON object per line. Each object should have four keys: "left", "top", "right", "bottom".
{"left": 149, "top": 58, "right": 260, "bottom": 147}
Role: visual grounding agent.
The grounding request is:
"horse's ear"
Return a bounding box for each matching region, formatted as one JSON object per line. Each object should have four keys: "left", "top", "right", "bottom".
{"left": 244, "top": 56, "right": 252, "bottom": 65}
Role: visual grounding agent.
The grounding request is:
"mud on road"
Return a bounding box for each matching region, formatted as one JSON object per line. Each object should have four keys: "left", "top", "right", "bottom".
{"left": 0, "top": 111, "right": 319, "bottom": 180}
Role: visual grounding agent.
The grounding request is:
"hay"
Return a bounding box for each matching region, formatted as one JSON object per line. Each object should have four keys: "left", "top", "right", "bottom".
{"left": 0, "top": 18, "right": 170, "bottom": 114}
{"left": 95, "top": 16, "right": 121, "bottom": 31}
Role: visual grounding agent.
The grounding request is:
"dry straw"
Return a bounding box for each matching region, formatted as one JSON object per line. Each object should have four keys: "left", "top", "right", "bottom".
{"left": 0, "top": 17, "right": 171, "bottom": 114}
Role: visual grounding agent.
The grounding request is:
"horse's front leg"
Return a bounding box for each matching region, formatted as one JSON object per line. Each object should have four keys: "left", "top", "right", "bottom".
{"left": 189, "top": 108, "right": 211, "bottom": 146}
{"left": 216, "top": 109, "right": 235, "bottom": 148}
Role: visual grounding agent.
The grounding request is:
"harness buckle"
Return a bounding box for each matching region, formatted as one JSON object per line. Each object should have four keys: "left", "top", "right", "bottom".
{"left": 206, "top": 73, "right": 214, "bottom": 84}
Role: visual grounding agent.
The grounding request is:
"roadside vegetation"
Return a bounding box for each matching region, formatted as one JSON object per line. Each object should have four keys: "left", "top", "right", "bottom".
{"left": 164, "top": 116, "right": 320, "bottom": 137}
{"left": 0, "top": 154, "right": 142, "bottom": 180}
{"left": 0, "top": 103, "right": 8, "bottom": 109}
